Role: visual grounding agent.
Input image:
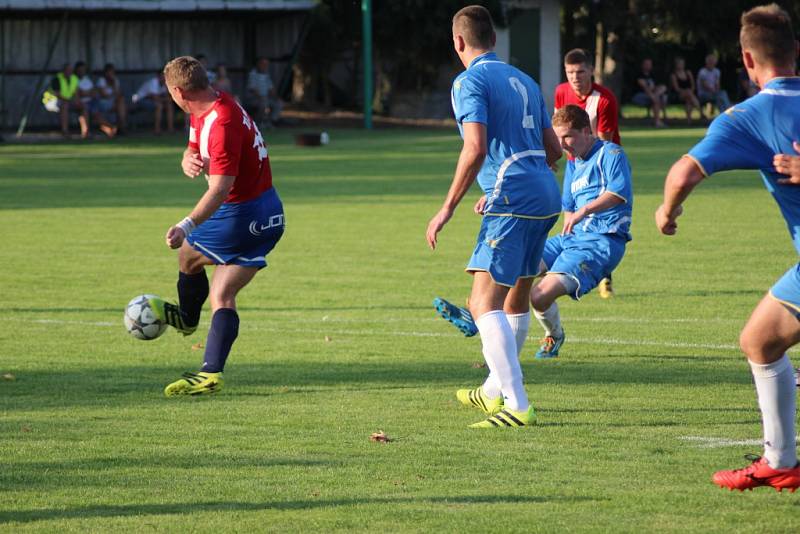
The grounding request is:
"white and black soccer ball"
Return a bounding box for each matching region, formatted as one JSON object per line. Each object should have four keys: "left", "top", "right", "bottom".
{"left": 124, "top": 294, "right": 167, "bottom": 340}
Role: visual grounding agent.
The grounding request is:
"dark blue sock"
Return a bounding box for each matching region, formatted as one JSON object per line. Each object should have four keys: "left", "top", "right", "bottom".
{"left": 177, "top": 270, "right": 209, "bottom": 327}
{"left": 201, "top": 308, "right": 239, "bottom": 373}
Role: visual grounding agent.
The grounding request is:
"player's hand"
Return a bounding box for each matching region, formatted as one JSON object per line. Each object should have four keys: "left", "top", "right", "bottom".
{"left": 774, "top": 141, "right": 800, "bottom": 185}
{"left": 655, "top": 204, "right": 683, "bottom": 235}
{"left": 426, "top": 207, "right": 454, "bottom": 250}
{"left": 181, "top": 152, "right": 204, "bottom": 179}
{"left": 473, "top": 196, "right": 487, "bottom": 215}
{"left": 165, "top": 226, "right": 186, "bottom": 249}
{"left": 561, "top": 208, "right": 585, "bottom": 235}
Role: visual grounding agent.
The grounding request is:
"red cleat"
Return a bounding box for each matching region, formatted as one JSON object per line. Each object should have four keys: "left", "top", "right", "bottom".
{"left": 713, "top": 454, "right": 800, "bottom": 492}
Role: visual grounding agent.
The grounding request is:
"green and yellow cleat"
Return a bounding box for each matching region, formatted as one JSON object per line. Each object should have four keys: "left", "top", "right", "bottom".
{"left": 147, "top": 296, "right": 197, "bottom": 336}
{"left": 469, "top": 405, "right": 536, "bottom": 428}
{"left": 456, "top": 386, "right": 504, "bottom": 415}
{"left": 164, "top": 371, "right": 223, "bottom": 397}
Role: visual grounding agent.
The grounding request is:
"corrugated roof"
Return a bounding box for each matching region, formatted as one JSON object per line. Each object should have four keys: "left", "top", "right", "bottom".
{"left": 0, "top": 0, "right": 315, "bottom": 11}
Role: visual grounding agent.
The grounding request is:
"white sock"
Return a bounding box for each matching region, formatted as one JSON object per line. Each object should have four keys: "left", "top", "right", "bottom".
{"left": 482, "top": 372, "right": 502, "bottom": 399}
{"left": 534, "top": 302, "right": 562, "bottom": 337}
{"left": 506, "top": 311, "right": 530, "bottom": 358}
{"left": 750, "top": 355, "right": 797, "bottom": 468}
{"left": 475, "top": 310, "right": 528, "bottom": 411}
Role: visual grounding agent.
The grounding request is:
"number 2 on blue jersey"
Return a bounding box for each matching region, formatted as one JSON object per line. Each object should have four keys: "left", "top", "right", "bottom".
{"left": 508, "top": 77, "right": 535, "bottom": 129}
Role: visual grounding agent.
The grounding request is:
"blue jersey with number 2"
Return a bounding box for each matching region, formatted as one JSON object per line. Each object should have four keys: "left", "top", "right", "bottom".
{"left": 451, "top": 52, "right": 560, "bottom": 219}
{"left": 688, "top": 77, "right": 800, "bottom": 254}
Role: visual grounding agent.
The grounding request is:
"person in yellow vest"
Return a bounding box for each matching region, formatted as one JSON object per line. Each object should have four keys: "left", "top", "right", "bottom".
{"left": 42, "top": 62, "right": 89, "bottom": 137}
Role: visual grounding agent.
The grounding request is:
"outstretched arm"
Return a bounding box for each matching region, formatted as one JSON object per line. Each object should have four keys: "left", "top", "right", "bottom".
{"left": 426, "top": 122, "right": 487, "bottom": 250}
{"left": 655, "top": 156, "right": 704, "bottom": 235}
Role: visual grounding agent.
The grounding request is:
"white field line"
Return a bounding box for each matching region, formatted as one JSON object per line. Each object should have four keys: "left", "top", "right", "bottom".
{"left": 13, "top": 317, "right": 743, "bottom": 351}
{"left": 679, "top": 436, "right": 800, "bottom": 449}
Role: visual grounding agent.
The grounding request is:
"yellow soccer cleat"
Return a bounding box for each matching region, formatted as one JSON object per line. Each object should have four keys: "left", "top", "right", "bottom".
{"left": 456, "top": 386, "right": 504, "bottom": 415}
{"left": 598, "top": 277, "right": 614, "bottom": 299}
{"left": 164, "top": 371, "right": 223, "bottom": 397}
{"left": 469, "top": 405, "right": 536, "bottom": 428}
{"left": 147, "top": 296, "right": 197, "bottom": 336}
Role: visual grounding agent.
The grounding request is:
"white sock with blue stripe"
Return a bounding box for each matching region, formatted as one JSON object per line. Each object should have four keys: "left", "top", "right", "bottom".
{"left": 475, "top": 310, "right": 528, "bottom": 412}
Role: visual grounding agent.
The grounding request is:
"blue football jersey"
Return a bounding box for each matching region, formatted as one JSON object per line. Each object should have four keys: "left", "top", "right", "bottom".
{"left": 451, "top": 52, "right": 560, "bottom": 218}
{"left": 562, "top": 140, "right": 633, "bottom": 241}
{"left": 688, "top": 77, "right": 800, "bottom": 253}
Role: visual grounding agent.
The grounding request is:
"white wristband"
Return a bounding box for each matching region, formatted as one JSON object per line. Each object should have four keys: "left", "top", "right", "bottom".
{"left": 176, "top": 216, "right": 196, "bottom": 237}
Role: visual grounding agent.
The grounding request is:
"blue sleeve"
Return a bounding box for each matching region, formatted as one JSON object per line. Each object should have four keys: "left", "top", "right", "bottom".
{"left": 451, "top": 74, "right": 487, "bottom": 125}
{"left": 561, "top": 162, "right": 576, "bottom": 212}
{"left": 602, "top": 147, "right": 633, "bottom": 203}
{"left": 687, "top": 111, "right": 772, "bottom": 175}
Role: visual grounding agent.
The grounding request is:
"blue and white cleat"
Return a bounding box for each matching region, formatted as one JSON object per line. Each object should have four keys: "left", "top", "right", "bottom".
{"left": 534, "top": 331, "right": 565, "bottom": 359}
{"left": 433, "top": 297, "right": 478, "bottom": 337}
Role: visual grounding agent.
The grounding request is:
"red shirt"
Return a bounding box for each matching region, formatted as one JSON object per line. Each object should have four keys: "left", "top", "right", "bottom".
{"left": 188, "top": 91, "right": 272, "bottom": 203}
{"left": 554, "top": 82, "right": 621, "bottom": 144}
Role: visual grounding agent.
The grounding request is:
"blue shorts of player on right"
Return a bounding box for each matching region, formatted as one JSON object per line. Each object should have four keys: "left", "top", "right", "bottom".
{"left": 188, "top": 187, "right": 284, "bottom": 269}
{"left": 542, "top": 232, "right": 627, "bottom": 299}
{"left": 770, "top": 263, "right": 800, "bottom": 319}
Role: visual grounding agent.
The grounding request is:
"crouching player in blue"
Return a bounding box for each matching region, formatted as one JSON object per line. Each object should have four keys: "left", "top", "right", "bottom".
{"left": 656, "top": 4, "right": 800, "bottom": 491}
{"left": 153, "top": 56, "right": 284, "bottom": 396}
{"left": 530, "top": 105, "right": 632, "bottom": 358}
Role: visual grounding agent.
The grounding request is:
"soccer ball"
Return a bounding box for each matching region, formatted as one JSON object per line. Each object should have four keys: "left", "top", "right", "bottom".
{"left": 124, "top": 294, "right": 167, "bottom": 340}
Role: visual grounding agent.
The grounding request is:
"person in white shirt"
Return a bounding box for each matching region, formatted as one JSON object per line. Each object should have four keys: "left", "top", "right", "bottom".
{"left": 246, "top": 57, "right": 282, "bottom": 127}
{"left": 133, "top": 71, "right": 174, "bottom": 134}
{"left": 96, "top": 63, "right": 127, "bottom": 133}
{"left": 697, "top": 54, "right": 732, "bottom": 114}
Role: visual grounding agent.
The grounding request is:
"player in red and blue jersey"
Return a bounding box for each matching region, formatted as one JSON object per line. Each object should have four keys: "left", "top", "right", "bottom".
{"left": 657, "top": 4, "right": 800, "bottom": 492}
{"left": 153, "top": 56, "right": 284, "bottom": 396}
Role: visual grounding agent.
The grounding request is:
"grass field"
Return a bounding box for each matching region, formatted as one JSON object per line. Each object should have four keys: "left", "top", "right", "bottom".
{"left": 2, "top": 126, "right": 799, "bottom": 532}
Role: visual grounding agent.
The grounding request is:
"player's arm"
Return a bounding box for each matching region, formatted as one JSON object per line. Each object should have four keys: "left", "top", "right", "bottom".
{"left": 562, "top": 191, "right": 624, "bottom": 234}
{"left": 166, "top": 174, "right": 235, "bottom": 249}
{"left": 773, "top": 141, "right": 800, "bottom": 185}
{"left": 543, "top": 127, "right": 562, "bottom": 168}
{"left": 598, "top": 131, "right": 615, "bottom": 142}
{"left": 596, "top": 96, "right": 619, "bottom": 143}
{"left": 181, "top": 146, "right": 204, "bottom": 178}
{"left": 426, "top": 122, "right": 487, "bottom": 250}
{"left": 655, "top": 156, "right": 703, "bottom": 235}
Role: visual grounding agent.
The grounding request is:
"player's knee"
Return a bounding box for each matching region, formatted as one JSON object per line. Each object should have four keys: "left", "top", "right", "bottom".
{"left": 739, "top": 329, "right": 781, "bottom": 362}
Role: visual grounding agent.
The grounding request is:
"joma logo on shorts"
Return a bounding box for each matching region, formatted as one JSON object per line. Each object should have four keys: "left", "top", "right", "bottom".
{"left": 248, "top": 214, "right": 284, "bottom": 236}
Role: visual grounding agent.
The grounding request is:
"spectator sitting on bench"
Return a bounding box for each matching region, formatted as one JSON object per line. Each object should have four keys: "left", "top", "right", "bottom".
{"left": 96, "top": 63, "right": 127, "bottom": 134}
{"left": 42, "top": 62, "right": 89, "bottom": 138}
{"left": 132, "top": 71, "right": 174, "bottom": 135}
{"left": 697, "top": 53, "right": 732, "bottom": 114}
{"left": 632, "top": 58, "right": 668, "bottom": 127}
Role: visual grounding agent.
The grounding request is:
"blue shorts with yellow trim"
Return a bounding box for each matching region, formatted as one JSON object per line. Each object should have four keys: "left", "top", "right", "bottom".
{"left": 466, "top": 214, "right": 557, "bottom": 287}
{"left": 543, "top": 232, "right": 626, "bottom": 300}
{"left": 770, "top": 263, "right": 800, "bottom": 317}
{"left": 187, "top": 187, "right": 284, "bottom": 269}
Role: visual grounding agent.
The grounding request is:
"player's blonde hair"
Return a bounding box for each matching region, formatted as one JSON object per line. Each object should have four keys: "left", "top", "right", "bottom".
{"left": 552, "top": 105, "right": 591, "bottom": 131}
{"left": 740, "top": 3, "right": 796, "bottom": 67}
{"left": 453, "top": 5, "right": 495, "bottom": 50}
{"left": 163, "top": 56, "right": 209, "bottom": 92}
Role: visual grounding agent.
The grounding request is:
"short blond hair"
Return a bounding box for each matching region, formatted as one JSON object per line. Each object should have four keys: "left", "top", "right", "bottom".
{"left": 163, "top": 56, "right": 209, "bottom": 92}
{"left": 740, "top": 3, "right": 796, "bottom": 67}
{"left": 552, "top": 105, "right": 591, "bottom": 131}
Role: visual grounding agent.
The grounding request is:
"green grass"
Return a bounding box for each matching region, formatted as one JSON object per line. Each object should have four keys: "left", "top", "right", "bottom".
{"left": 1, "top": 127, "right": 799, "bottom": 532}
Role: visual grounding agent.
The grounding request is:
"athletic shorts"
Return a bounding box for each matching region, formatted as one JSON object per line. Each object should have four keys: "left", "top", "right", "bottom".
{"left": 187, "top": 187, "right": 284, "bottom": 269}
{"left": 466, "top": 215, "right": 557, "bottom": 287}
{"left": 770, "top": 263, "right": 800, "bottom": 317}
{"left": 542, "top": 232, "right": 627, "bottom": 299}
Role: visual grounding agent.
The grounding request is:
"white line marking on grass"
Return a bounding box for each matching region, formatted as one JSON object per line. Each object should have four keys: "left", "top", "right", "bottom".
{"left": 679, "top": 436, "right": 800, "bottom": 448}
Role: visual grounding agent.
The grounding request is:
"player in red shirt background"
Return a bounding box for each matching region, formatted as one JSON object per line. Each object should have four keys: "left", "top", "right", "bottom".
{"left": 554, "top": 48, "right": 621, "bottom": 300}
{"left": 151, "top": 56, "right": 285, "bottom": 396}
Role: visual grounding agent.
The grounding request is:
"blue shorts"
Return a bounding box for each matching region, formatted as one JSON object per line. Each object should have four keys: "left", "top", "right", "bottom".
{"left": 187, "top": 187, "right": 284, "bottom": 269}
{"left": 466, "top": 215, "right": 557, "bottom": 287}
{"left": 770, "top": 263, "right": 800, "bottom": 318}
{"left": 542, "top": 232, "right": 626, "bottom": 299}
